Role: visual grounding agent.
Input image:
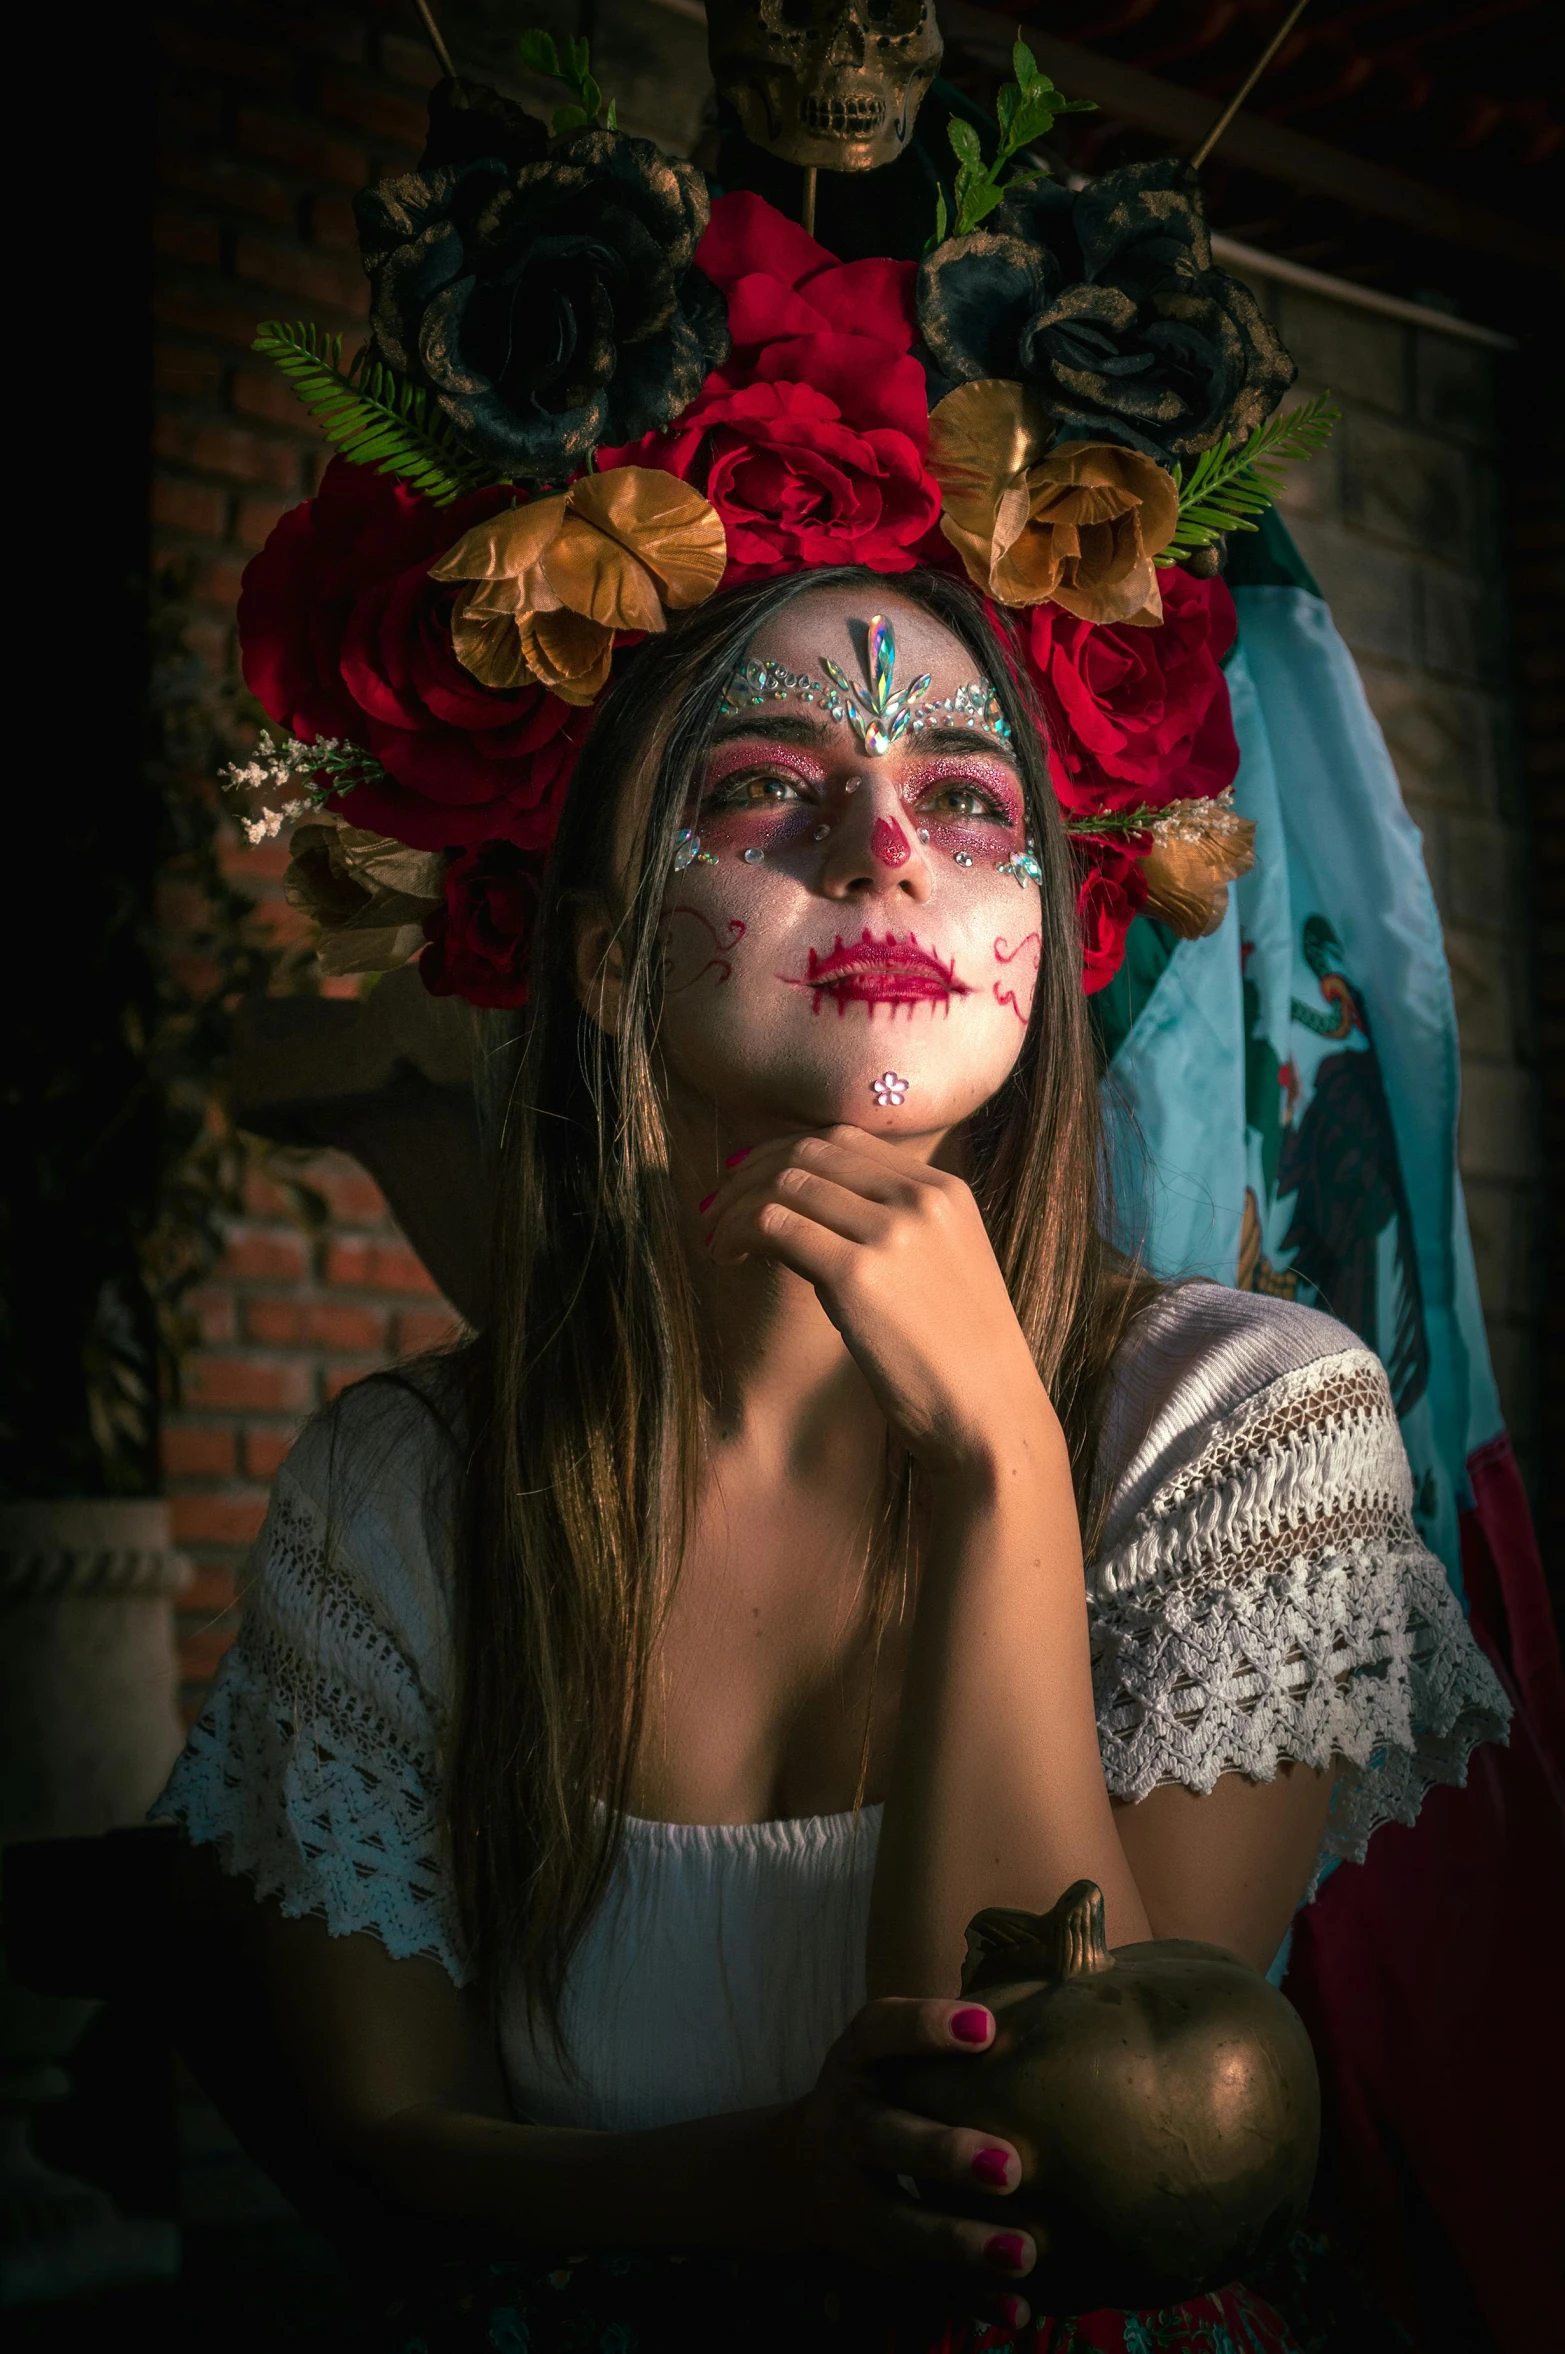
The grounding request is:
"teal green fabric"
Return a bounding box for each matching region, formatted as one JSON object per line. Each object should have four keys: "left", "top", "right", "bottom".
{"left": 1098, "top": 528, "right": 1505, "bottom": 1586}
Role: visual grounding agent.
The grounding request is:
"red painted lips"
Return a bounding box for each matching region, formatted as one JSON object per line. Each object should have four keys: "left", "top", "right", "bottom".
{"left": 784, "top": 929, "right": 969, "bottom": 1013}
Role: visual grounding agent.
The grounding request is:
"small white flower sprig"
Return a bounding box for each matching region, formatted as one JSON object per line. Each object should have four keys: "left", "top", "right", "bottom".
{"left": 219, "top": 730, "right": 390, "bottom": 844}
{"left": 1060, "top": 786, "right": 1252, "bottom": 849}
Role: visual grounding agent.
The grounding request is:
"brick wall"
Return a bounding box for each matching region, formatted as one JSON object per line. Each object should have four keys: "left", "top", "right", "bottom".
{"left": 1265, "top": 288, "right": 1542, "bottom": 1482}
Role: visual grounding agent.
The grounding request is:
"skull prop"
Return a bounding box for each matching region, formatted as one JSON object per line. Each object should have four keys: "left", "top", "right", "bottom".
{"left": 708, "top": 0, "right": 944, "bottom": 173}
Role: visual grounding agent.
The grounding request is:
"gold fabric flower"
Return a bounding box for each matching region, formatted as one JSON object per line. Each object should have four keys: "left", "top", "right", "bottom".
{"left": 1140, "top": 793, "right": 1256, "bottom": 938}
{"left": 928, "top": 380, "right": 1178, "bottom": 626}
{"left": 284, "top": 817, "right": 447, "bottom": 977}
{"left": 429, "top": 468, "right": 727, "bottom": 705}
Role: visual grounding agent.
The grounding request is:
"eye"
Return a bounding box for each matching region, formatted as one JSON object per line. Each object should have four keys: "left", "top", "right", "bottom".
{"left": 917, "top": 780, "right": 1010, "bottom": 822}
{"left": 703, "top": 768, "right": 809, "bottom": 812}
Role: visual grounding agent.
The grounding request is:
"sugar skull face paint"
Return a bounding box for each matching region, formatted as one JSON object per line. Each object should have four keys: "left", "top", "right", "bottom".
{"left": 654, "top": 582, "right": 1045, "bottom": 1140}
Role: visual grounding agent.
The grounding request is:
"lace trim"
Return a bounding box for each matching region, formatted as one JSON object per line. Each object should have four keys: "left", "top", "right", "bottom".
{"left": 156, "top": 1473, "right": 469, "bottom": 1985}
{"left": 1089, "top": 1347, "right": 1511, "bottom": 1890}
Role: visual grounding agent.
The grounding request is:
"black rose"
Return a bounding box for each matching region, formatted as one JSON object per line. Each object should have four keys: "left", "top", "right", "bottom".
{"left": 418, "top": 75, "right": 549, "bottom": 175}
{"left": 356, "top": 126, "right": 729, "bottom": 485}
{"left": 918, "top": 161, "right": 1294, "bottom": 464}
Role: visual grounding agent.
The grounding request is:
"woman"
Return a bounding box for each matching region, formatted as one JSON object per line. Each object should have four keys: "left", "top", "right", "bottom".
{"left": 160, "top": 564, "right": 1507, "bottom": 2350}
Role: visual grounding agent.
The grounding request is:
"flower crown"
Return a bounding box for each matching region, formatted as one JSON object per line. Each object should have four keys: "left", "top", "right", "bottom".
{"left": 229, "top": 35, "right": 1337, "bottom": 1010}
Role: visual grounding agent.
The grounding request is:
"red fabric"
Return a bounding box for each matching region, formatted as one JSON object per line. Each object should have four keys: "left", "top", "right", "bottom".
{"left": 1282, "top": 1438, "right": 1565, "bottom": 2352}
{"left": 904, "top": 2280, "right": 1299, "bottom": 2353}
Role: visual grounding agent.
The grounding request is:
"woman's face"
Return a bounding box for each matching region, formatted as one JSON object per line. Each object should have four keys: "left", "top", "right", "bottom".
{"left": 652, "top": 584, "right": 1044, "bottom": 1143}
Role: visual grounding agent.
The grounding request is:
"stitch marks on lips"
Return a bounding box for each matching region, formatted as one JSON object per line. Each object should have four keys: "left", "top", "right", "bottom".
{"left": 782, "top": 929, "right": 969, "bottom": 1017}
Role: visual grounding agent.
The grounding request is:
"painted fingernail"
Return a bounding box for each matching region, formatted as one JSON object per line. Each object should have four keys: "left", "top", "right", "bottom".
{"left": 950, "top": 2007, "right": 993, "bottom": 2045}
{"left": 723, "top": 1146, "right": 751, "bottom": 1168}
{"left": 984, "top": 2231, "right": 1032, "bottom": 2274}
{"left": 999, "top": 2293, "right": 1030, "bottom": 2330}
{"left": 971, "top": 2147, "right": 1013, "bottom": 2191}
{"left": 697, "top": 1191, "right": 716, "bottom": 1213}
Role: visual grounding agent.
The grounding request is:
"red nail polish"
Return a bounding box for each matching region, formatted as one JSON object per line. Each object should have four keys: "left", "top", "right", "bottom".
{"left": 984, "top": 2231, "right": 1031, "bottom": 2274}
{"left": 999, "top": 2293, "right": 1029, "bottom": 2331}
{"left": 697, "top": 1190, "right": 716, "bottom": 1213}
{"left": 723, "top": 1146, "right": 750, "bottom": 1168}
{"left": 950, "top": 2007, "right": 992, "bottom": 2045}
{"left": 971, "top": 2146, "right": 1012, "bottom": 2190}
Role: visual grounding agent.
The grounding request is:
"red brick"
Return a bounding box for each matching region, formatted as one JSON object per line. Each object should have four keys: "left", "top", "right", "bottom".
{"left": 151, "top": 474, "right": 227, "bottom": 539}
{"left": 179, "top": 1624, "right": 239, "bottom": 1688}
{"left": 236, "top": 492, "right": 293, "bottom": 550}
{"left": 233, "top": 363, "right": 318, "bottom": 431}
{"left": 153, "top": 281, "right": 267, "bottom": 353}
{"left": 234, "top": 234, "right": 368, "bottom": 315}
{"left": 317, "top": 74, "right": 426, "bottom": 150}
{"left": 160, "top": 1423, "right": 237, "bottom": 1479}
{"left": 309, "top": 1161, "right": 388, "bottom": 1225}
{"left": 154, "top": 413, "right": 303, "bottom": 493}
{"left": 324, "top": 1359, "right": 385, "bottom": 1402}
{"left": 380, "top": 31, "right": 443, "bottom": 90}
{"left": 180, "top": 1564, "right": 240, "bottom": 1617}
{"left": 394, "top": 1307, "right": 460, "bottom": 1356}
{"left": 153, "top": 207, "right": 223, "bottom": 269}
{"left": 155, "top": 342, "right": 225, "bottom": 400}
{"left": 309, "top": 192, "right": 359, "bottom": 252}
{"left": 185, "top": 1354, "right": 315, "bottom": 1414}
{"left": 184, "top": 1287, "right": 238, "bottom": 1345}
{"left": 197, "top": 554, "right": 249, "bottom": 609}
{"left": 170, "top": 1492, "right": 270, "bottom": 1547}
{"left": 159, "top": 144, "right": 294, "bottom": 227}
{"left": 325, "top": 1236, "right": 438, "bottom": 1295}
{"left": 242, "top": 1298, "right": 388, "bottom": 1351}
{"left": 155, "top": 20, "right": 294, "bottom": 91}
{"left": 244, "top": 1426, "right": 300, "bottom": 1480}
{"left": 219, "top": 1226, "right": 311, "bottom": 1284}
{"left": 236, "top": 107, "right": 368, "bottom": 189}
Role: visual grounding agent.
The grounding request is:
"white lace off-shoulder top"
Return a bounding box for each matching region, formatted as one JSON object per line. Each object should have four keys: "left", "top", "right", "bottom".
{"left": 155, "top": 1283, "right": 1509, "bottom": 2135}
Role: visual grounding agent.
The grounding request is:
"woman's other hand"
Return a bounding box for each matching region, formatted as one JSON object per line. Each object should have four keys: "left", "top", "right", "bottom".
{"left": 762, "top": 1993, "right": 1035, "bottom": 2325}
{"left": 701, "top": 1129, "right": 1057, "bottom": 1481}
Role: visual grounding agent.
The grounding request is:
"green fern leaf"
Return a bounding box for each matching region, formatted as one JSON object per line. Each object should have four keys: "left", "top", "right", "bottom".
{"left": 1158, "top": 393, "right": 1340, "bottom": 562}
{"left": 253, "top": 322, "right": 506, "bottom": 505}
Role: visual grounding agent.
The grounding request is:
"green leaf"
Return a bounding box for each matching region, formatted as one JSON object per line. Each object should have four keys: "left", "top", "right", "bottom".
{"left": 957, "top": 180, "right": 1006, "bottom": 233}
{"left": 1161, "top": 393, "right": 1340, "bottom": 558}
{"left": 1011, "top": 95, "right": 1062, "bottom": 146}
{"left": 581, "top": 72, "right": 601, "bottom": 119}
{"left": 997, "top": 83, "right": 1017, "bottom": 134}
{"left": 1013, "top": 35, "right": 1038, "bottom": 87}
{"left": 948, "top": 118, "right": 983, "bottom": 167}
{"left": 931, "top": 187, "right": 948, "bottom": 246}
{"left": 605, "top": 96, "right": 618, "bottom": 131}
{"left": 552, "top": 101, "right": 591, "bottom": 133}
{"left": 568, "top": 34, "right": 590, "bottom": 81}
{"left": 253, "top": 320, "right": 505, "bottom": 504}
{"left": 517, "top": 27, "right": 559, "bottom": 76}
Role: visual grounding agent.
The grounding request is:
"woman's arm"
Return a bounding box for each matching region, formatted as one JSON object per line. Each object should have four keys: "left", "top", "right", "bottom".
{"left": 703, "top": 1130, "right": 1331, "bottom": 1996}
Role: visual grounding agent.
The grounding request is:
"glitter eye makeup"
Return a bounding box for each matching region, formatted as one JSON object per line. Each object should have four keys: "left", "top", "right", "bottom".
{"left": 904, "top": 755, "right": 1024, "bottom": 833}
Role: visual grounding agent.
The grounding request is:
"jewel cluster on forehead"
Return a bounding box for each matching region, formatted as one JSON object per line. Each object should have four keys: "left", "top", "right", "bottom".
{"left": 716, "top": 611, "right": 1011, "bottom": 756}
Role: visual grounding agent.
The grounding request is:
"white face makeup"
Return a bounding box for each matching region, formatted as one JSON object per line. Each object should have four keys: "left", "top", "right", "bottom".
{"left": 655, "top": 585, "right": 1043, "bottom": 1140}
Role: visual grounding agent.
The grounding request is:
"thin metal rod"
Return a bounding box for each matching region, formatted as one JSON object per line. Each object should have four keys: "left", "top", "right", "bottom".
{"left": 801, "top": 167, "right": 818, "bottom": 239}
{"left": 1191, "top": 0, "right": 1311, "bottom": 171}
{"left": 413, "top": 0, "right": 456, "bottom": 80}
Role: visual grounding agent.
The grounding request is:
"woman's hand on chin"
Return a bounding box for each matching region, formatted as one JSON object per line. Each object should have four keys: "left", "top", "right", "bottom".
{"left": 701, "top": 1127, "right": 1057, "bottom": 1481}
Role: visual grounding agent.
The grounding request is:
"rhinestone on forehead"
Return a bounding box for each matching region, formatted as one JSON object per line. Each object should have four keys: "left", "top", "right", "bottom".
{"left": 716, "top": 612, "right": 1012, "bottom": 754}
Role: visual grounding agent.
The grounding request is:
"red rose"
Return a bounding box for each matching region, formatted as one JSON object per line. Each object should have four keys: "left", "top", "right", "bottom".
{"left": 420, "top": 841, "right": 547, "bottom": 1009}
{"left": 239, "top": 458, "right": 582, "bottom": 851}
{"left": 600, "top": 193, "right": 939, "bottom": 584}
{"left": 1025, "top": 570, "right": 1238, "bottom": 819}
{"left": 1075, "top": 842, "right": 1148, "bottom": 995}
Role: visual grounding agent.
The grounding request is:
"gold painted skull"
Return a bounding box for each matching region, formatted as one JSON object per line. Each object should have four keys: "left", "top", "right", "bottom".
{"left": 708, "top": 0, "right": 944, "bottom": 173}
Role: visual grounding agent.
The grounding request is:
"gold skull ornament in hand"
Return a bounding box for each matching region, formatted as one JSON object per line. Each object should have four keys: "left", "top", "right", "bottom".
{"left": 882, "top": 1880, "right": 1321, "bottom": 2313}
{"left": 708, "top": 0, "right": 943, "bottom": 172}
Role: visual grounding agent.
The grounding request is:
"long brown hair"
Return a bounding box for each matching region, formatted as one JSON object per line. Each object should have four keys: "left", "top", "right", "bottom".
{"left": 447, "top": 566, "right": 1151, "bottom": 2047}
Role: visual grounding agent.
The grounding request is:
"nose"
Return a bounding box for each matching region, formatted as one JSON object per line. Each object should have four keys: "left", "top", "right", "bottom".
{"left": 819, "top": 775, "right": 933, "bottom": 905}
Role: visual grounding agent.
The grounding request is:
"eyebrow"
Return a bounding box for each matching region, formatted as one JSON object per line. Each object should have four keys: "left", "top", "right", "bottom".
{"left": 707, "top": 711, "right": 1019, "bottom": 767}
